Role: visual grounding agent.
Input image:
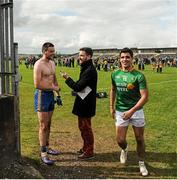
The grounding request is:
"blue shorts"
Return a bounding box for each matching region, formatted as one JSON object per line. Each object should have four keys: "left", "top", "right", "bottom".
{"left": 34, "top": 89, "right": 55, "bottom": 112}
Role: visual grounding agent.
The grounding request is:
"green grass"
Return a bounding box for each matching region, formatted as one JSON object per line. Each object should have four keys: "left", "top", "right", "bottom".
{"left": 19, "top": 64, "right": 177, "bottom": 178}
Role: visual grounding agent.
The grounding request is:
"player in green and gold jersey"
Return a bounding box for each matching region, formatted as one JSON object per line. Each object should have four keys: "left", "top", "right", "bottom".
{"left": 110, "top": 47, "right": 149, "bottom": 176}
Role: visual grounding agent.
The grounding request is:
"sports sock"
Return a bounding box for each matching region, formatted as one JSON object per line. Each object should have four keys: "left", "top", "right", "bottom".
{"left": 41, "top": 146, "right": 47, "bottom": 152}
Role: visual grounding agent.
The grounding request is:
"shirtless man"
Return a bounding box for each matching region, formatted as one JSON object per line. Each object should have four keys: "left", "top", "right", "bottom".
{"left": 33, "top": 42, "right": 62, "bottom": 165}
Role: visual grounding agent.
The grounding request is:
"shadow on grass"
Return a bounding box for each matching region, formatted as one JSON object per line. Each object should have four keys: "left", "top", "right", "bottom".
{"left": 21, "top": 151, "right": 177, "bottom": 179}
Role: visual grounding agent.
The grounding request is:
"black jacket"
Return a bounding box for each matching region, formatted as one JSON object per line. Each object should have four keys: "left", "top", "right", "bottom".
{"left": 65, "top": 59, "right": 97, "bottom": 118}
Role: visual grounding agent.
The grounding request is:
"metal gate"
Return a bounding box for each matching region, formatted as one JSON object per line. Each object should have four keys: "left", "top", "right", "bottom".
{"left": 0, "top": 0, "right": 20, "bottom": 166}
{"left": 0, "top": 0, "right": 19, "bottom": 95}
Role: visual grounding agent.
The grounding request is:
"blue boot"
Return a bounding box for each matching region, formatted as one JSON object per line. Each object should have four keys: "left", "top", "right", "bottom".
{"left": 41, "top": 156, "right": 55, "bottom": 165}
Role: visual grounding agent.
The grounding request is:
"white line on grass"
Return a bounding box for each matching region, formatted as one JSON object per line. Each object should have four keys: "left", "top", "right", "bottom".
{"left": 148, "top": 80, "right": 177, "bottom": 85}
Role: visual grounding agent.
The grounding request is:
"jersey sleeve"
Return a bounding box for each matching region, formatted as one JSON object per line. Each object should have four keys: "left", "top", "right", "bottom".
{"left": 138, "top": 73, "right": 147, "bottom": 90}
{"left": 111, "top": 72, "right": 116, "bottom": 86}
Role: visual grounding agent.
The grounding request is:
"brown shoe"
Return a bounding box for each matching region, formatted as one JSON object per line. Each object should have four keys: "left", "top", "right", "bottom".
{"left": 78, "top": 153, "right": 94, "bottom": 160}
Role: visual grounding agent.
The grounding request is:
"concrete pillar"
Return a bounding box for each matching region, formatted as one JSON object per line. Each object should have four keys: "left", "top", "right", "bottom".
{"left": 0, "top": 95, "right": 20, "bottom": 167}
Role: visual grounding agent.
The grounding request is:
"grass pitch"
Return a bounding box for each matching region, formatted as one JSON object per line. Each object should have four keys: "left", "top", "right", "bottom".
{"left": 19, "top": 64, "right": 177, "bottom": 178}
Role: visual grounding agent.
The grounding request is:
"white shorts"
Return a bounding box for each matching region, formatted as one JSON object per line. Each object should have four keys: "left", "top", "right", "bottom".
{"left": 115, "top": 109, "right": 145, "bottom": 127}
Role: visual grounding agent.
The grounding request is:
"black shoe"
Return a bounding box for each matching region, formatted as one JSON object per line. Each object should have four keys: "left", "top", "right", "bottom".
{"left": 41, "top": 156, "right": 55, "bottom": 165}
{"left": 77, "top": 148, "right": 84, "bottom": 155}
{"left": 78, "top": 153, "right": 94, "bottom": 160}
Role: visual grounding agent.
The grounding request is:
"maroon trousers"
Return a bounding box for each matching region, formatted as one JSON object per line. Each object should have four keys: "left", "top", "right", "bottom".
{"left": 78, "top": 117, "right": 94, "bottom": 155}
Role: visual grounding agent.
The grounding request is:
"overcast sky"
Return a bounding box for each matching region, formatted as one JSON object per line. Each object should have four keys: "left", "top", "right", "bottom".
{"left": 13, "top": 0, "right": 177, "bottom": 54}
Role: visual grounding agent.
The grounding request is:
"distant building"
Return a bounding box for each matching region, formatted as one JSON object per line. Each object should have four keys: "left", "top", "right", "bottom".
{"left": 92, "top": 47, "right": 177, "bottom": 55}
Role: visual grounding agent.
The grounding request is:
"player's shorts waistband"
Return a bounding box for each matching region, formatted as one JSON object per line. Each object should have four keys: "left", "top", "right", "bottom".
{"left": 35, "top": 89, "right": 53, "bottom": 93}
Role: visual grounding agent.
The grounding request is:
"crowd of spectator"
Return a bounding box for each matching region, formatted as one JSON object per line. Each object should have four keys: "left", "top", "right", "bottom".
{"left": 19, "top": 53, "right": 177, "bottom": 72}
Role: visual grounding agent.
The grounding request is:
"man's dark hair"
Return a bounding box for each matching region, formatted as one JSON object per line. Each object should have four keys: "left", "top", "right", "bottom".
{"left": 119, "top": 47, "right": 133, "bottom": 58}
{"left": 42, "top": 42, "right": 54, "bottom": 53}
{"left": 80, "top": 47, "right": 93, "bottom": 57}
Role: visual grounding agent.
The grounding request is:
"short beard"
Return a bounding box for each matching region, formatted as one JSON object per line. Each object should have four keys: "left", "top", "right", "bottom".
{"left": 47, "top": 55, "right": 53, "bottom": 60}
